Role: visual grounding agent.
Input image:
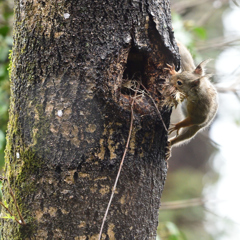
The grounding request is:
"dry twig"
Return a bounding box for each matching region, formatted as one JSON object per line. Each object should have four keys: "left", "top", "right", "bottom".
{"left": 160, "top": 198, "right": 206, "bottom": 210}
{"left": 140, "top": 83, "right": 168, "bottom": 131}
{"left": 98, "top": 87, "right": 138, "bottom": 240}
{"left": 0, "top": 176, "right": 26, "bottom": 225}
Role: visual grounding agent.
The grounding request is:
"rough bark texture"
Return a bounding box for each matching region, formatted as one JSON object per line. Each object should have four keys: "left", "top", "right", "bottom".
{"left": 2, "top": 0, "right": 179, "bottom": 239}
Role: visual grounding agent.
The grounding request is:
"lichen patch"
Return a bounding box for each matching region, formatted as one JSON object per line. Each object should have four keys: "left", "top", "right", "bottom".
{"left": 99, "top": 184, "right": 110, "bottom": 195}
{"left": 90, "top": 184, "right": 97, "bottom": 193}
{"left": 48, "top": 207, "right": 57, "bottom": 217}
{"left": 53, "top": 228, "right": 63, "bottom": 238}
{"left": 36, "top": 230, "right": 48, "bottom": 238}
{"left": 96, "top": 138, "right": 105, "bottom": 160}
{"left": 61, "top": 209, "right": 69, "bottom": 214}
{"left": 107, "top": 223, "right": 116, "bottom": 240}
{"left": 94, "top": 176, "right": 108, "bottom": 181}
{"left": 35, "top": 210, "right": 43, "bottom": 222}
{"left": 45, "top": 102, "right": 54, "bottom": 115}
{"left": 88, "top": 234, "right": 99, "bottom": 240}
{"left": 50, "top": 123, "right": 59, "bottom": 134}
{"left": 119, "top": 195, "right": 125, "bottom": 204}
{"left": 64, "top": 170, "right": 76, "bottom": 184}
{"left": 75, "top": 236, "right": 87, "bottom": 240}
{"left": 54, "top": 32, "right": 64, "bottom": 38}
{"left": 78, "top": 221, "right": 86, "bottom": 228}
{"left": 79, "top": 173, "right": 90, "bottom": 178}
{"left": 86, "top": 124, "right": 97, "bottom": 133}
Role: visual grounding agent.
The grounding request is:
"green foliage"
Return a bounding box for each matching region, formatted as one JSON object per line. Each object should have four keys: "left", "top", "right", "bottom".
{"left": 0, "top": 213, "right": 15, "bottom": 221}
{"left": 192, "top": 27, "right": 207, "bottom": 40}
{"left": 171, "top": 13, "right": 193, "bottom": 46}
{"left": 158, "top": 169, "right": 207, "bottom": 240}
{"left": 0, "top": 180, "right": 2, "bottom": 200}
{"left": 157, "top": 222, "right": 187, "bottom": 240}
{"left": 171, "top": 12, "right": 207, "bottom": 60}
{"left": 0, "top": 0, "right": 13, "bottom": 169}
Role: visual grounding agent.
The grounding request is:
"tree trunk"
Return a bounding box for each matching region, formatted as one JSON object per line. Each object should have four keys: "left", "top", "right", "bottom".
{"left": 2, "top": 0, "right": 179, "bottom": 239}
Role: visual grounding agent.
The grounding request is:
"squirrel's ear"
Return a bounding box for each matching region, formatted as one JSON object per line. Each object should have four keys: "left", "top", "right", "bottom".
{"left": 204, "top": 73, "right": 213, "bottom": 79}
{"left": 194, "top": 59, "right": 212, "bottom": 76}
{"left": 191, "top": 78, "right": 201, "bottom": 87}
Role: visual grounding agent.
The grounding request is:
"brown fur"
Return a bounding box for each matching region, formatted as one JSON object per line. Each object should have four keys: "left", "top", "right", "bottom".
{"left": 167, "top": 43, "right": 218, "bottom": 147}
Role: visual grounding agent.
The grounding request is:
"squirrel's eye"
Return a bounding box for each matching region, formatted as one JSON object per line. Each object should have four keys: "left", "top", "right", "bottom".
{"left": 177, "top": 80, "right": 182, "bottom": 86}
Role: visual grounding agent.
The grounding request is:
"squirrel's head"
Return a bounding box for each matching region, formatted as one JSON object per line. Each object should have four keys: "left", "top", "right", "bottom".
{"left": 170, "top": 59, "right": 212, "bottom": 93}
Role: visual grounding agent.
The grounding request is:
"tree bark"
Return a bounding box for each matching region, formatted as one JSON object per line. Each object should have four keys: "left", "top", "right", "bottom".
{"left": 2, "top": 0, "right": 179, "bottom": 239}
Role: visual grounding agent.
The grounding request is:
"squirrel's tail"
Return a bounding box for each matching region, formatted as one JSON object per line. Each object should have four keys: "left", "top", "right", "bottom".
{"left": 169, "top": 125, "right": 202, "bottom": 147}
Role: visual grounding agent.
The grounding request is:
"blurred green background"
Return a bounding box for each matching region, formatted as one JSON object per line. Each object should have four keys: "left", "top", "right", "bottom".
{"left": 0, "top": 0, "right": 13, "bottom": 170}
{"left": 158, "top": 1, "right": 240, "bottom": 240}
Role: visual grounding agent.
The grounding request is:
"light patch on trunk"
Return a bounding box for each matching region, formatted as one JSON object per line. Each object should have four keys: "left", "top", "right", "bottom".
{"left": 107, "top": 223, "right": 116, "bottom": 240}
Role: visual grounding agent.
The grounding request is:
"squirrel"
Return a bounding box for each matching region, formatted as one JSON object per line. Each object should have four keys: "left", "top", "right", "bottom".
{"left": 165, "top": 41, "right": 218, "bottom": 147}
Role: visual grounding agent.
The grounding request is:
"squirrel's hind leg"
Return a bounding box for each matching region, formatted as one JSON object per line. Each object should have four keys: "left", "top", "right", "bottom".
{"left": 168, "top": 116, "right": 193, "bottom": 135}
{"left": 169, "top": 124, "right": 201, "bottom": 146}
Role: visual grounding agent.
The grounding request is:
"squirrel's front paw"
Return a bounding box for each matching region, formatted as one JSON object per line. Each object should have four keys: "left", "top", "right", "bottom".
{"left": 164, "top": 64, "right": 177, "bottom": 75}
{"left": 168, "top": 124, "right": 180, "bottom": 136}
